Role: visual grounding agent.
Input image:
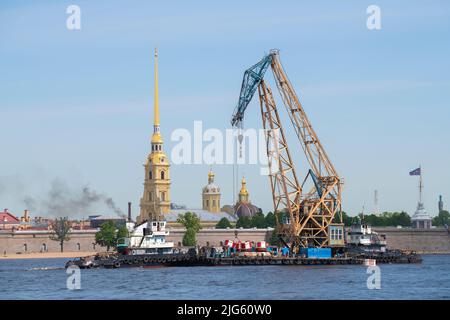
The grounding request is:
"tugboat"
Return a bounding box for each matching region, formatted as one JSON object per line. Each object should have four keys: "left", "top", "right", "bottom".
{"left": 66, "top": 219, "right": 184, "bottom": 269}
{"left": 117, "top": 220, "right": 174, "bottom": 255}
{"left": 345, "top": 220, "right": 422, "bottom": 263}
{"left": 346, "top": 221, "right": 387, "bottom": 253}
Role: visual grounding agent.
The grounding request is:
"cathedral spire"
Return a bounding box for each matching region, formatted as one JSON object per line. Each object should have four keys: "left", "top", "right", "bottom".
{"left": 153, "top": 47, "right": 159, "bottom": 130}
{"left": 151, "top": 48, "right": 163, "bottom": 149}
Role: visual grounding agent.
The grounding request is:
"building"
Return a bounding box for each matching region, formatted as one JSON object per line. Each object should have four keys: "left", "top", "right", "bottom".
{"left": 202, "top": 169, "right": 221, "bottom": 213}
{"left": 411, "top": 202, "right": 432, "bottom": 229}
{"left": 137, "top": 48, "right": 171, "bottom": 223}
{"left": 410, "top": 167, "right": 432, "bottom": 229}
{"left": 165, "top": 170, "right": 237, "bottom": 228}
{"left": 0, "top": 209, "right": 20, "bottom": 230}
{"left": 88, "top": 215, "right": 126, "bottom": 229}
{"left": 234, "top": 177, "right": 260, "bottom": 218}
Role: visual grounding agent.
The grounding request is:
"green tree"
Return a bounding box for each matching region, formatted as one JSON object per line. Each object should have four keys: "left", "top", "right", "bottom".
{"left": 264, "top": 212, "right": 276, "bottom": 228}
{"left": 177, "top": 212, "right": 202, "bottom": 247}
{"left": 116, "top": 225, "right": 129, "bottom": 241}
{"left": 215, "top": 217, "right": 232, "bottom": 229}
{"left": 50, "top": 217, "right": 71, "bottom": 252}
{"left": 433, "top": 210, "right": 450, "bottom": 226}
{"left": 177, "top": 212, "right": 201, "bottom": 232}
{"left": 268, "top": 227, "right": 281, "bottom": 246}
{"left": 391, "top": 211, "right": 411, "bottom": 226}
{"left": 251, "top": 212, "right": 266, "bottom": 228}
{"left": 182, "top": 228, "right": 197, "bottom": 246}
{"left": 236, "top": 216, "right": 252, "bottom": 228}
{"left": 95, "top": 220, "right": 117, "bottom": 251}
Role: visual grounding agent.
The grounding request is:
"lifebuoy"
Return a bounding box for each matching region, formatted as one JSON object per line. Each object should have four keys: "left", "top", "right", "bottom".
{"left": 143, "top": 257, "right": 149, "bottom": 263}
{"left": 134, "top": 258, "right": 139, "bottom": 264}
{"left": 114, "top": 261, "right": 121, "bottom": 268}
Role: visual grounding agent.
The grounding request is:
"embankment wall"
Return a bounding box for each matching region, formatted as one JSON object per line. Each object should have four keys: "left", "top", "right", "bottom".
{"left": 1, "top": 227, "right": 449, "bottom": 254}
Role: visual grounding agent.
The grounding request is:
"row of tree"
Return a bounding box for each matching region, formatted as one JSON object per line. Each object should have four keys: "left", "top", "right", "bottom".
{"left": 216, "top": 212, "right": 277, "bottom": 229}
{"left": 50, "top": 217, "right": 128, "bottom": 252}
{"left": 334, "top": 211, "right": 412, "bottom": 227}
{"left": 52, "top": 209, "right": 450, "bottom": 252}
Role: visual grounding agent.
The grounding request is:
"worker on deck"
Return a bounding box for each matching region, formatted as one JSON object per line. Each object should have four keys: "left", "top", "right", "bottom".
{"left": 281, "top": 246, "right": 290, "bottom": 257}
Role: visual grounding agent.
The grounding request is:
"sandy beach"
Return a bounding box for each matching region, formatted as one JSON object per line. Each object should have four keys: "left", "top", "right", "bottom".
{"left": 0, "top": 251, "right": 98, "bottom": 260}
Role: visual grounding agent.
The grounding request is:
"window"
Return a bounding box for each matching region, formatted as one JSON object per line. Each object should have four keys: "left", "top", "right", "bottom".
{"left": 161, "top": 192, "right": 165, "bottom": 201}
{"left": 149, "top": 192, "right": 152, "bottom": 201}
{"left": 206, "top": 200, "right": 209, "bottom": 207}
{"left": 149, "top": 171, "right": 152, "bottom": 179}
{"left": 213, "top": 200, "right": 216, "bottom": 207}
{"left": 160, "top": 171, "right": 165, "bottom": 180}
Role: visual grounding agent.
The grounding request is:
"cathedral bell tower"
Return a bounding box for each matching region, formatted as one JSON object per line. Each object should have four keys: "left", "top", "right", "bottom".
{"left": 137, "top": 48, "right": 171, "bottom": 223}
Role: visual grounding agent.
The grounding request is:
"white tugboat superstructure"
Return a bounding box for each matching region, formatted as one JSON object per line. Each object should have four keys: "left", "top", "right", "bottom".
{"left": 118, "top": 220, "right": 174, "bottom": 255}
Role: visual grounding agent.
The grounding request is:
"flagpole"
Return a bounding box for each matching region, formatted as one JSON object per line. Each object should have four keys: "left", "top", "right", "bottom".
{"left": 419, "top": 165, "right": 423, "bottom": 204}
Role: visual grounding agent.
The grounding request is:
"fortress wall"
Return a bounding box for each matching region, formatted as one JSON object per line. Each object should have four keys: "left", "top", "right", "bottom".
{"left": 0, "top": 231, "right": 102, "bottom": 255}
{"left": 1, "top": 227, "right": 449, "bottom": 254}
{"left": 373, "top": 227, "right": 450, "bottom": 253}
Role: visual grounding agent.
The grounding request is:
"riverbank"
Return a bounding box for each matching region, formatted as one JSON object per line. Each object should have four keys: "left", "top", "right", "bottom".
{"left": 0, "top": 251, "right": 98, "bottom": 260}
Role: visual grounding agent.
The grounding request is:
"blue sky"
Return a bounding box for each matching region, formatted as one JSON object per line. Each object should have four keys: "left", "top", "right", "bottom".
{"left": 1, "top": 1, "right": 449, "bottom": 219}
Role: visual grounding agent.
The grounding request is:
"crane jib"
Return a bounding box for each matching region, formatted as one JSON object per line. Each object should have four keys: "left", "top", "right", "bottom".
{"left": 231, "top": 53, "right": 274, "bottom": 127}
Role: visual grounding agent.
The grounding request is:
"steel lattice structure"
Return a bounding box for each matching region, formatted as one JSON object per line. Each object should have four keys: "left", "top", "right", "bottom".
{"left": 232, "top": 50, "right": 343, "bottom": 248}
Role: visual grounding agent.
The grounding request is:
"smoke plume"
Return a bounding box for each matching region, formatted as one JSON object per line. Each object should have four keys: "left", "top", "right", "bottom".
{"left": 21, "top": 178, "right": 125, "bottom": 218}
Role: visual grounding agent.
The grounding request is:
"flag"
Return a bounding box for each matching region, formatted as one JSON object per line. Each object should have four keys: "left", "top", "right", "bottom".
{"left": 409, "top": 167, "right": 421, "bottom": 176}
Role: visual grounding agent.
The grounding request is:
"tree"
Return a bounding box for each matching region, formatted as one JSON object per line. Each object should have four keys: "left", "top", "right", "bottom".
{"left": 391, "top": 211, "right": 411, "bottom": 227}
{"left": 177, "top": 212, "right": 201, "bottom": 232}
{"left": 177, "top": 212, "right": 202, "bottom": 247}
{"left": 268, "top": 227, "right": 281, "bottom": 246}
{"left": 182, "top": 228, "right": 197, "bottom": 246}
{"left": 236, "top": 216, "right": 252, "bottom": 228}
{"left": 116, "top": 225, "right": 129, "bottom": 241}
{"left": 95, "top": 221, "right": 117, "bottom": 251}
{"left": 265, "top": 212, "right": 276, "bottom": 228}
{"left": 50, "top": 217, "right": 71, "bottom": 252}
{"left": 251, "top": 212, "right": 266, "bottom": 228}
{"left": 216, "top": 217, "right": 232, "bottom": 229}
{"left": 333, "top": 211, "right": 358, "bottom": 226}
{"left": 433, "top": 210, "right": 450, "bottom": 226}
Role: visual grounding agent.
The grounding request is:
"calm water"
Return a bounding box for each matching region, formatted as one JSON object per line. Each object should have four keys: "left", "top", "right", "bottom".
{"left": 0, "top": 254, "right": 449, "bottom": 300}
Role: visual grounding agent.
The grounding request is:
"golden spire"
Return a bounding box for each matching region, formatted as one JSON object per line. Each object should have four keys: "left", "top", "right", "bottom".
{"left": 208, "top": 168, "right": 215, "bottom": 184}
{"left": 153, "top": 47, "right": 159, "bottom": 127}
{"left": 151, "top": 48, "right": 163, "bottom": 146}
{"left": 238, "top": 176, "right": 249, "bottom": 203}
{"left": 239, "top": 176, "right": 248, "bottom": 196}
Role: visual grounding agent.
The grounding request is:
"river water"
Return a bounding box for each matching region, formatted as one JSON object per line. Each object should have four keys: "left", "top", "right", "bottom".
{"left": 0, "top": 254, "right": 449, "bottom": 300}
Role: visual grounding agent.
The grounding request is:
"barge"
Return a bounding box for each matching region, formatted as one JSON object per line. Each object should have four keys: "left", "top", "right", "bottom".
{"left": 65, "top": 218, "right": 422, "bottom": 269}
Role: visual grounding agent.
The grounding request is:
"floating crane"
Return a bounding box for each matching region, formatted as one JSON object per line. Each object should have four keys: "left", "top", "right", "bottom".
{"left": 232, "top": 50, "right": 344, "bottom": 249}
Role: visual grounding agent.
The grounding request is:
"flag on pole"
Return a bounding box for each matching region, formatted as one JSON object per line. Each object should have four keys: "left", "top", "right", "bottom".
{"left": 409, "top": 167, "right": 421, "bottom": 176}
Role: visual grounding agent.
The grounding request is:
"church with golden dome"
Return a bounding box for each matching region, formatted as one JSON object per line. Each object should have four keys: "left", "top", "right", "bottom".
{"left": 136, "top": 49, "right": 237, "bottom": 227}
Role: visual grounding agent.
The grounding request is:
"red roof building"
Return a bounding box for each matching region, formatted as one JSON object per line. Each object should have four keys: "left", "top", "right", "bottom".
{"left": 0, "top": 209, "right": 20, "bottom": 230}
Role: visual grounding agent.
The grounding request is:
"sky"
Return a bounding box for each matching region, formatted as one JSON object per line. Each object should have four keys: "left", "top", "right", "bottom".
{"left": 1, "top": 1, "right": 449, "bottom": 219}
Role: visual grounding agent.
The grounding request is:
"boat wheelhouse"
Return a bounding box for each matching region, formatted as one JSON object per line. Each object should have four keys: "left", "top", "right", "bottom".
{"left": 117, "top": 220, "right": 174, "bottom": 255}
